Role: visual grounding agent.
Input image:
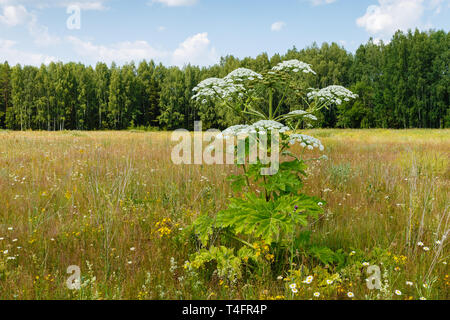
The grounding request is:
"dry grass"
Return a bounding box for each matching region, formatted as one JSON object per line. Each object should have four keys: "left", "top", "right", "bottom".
{"left": 0, "top": 129, "right": 448, "bottom": 300}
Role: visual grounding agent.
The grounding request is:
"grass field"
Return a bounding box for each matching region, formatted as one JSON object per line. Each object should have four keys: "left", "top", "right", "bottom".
{"left": 0, "top": 129, "right": 449, "bottom": 300}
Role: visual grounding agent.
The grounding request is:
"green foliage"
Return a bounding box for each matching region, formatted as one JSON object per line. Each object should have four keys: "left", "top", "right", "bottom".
{"left": 0, "top": 29, "right": 447, "bottom": 130}
{"left": 186, "top": 246, "right": 259, "bottom": 280}
{"left": 216, "top": 193, "right": 321, "bottom": 244}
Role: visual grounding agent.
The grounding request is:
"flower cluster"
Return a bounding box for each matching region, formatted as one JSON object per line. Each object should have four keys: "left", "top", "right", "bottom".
{"left": 216, "top": 120, "right": 291, "bottom": 140}
{"left": 252, "top": 120, "right": 290, "bottom": 133}
{"left": 272, "top": 59, "right": 317, "bottom": 75}
{"left": 224, "top": 68, "right": 263, "bottom": 82}
{"left": 307, "top": 85, "right": 358, "bottom": 106}
{"left": 192, "top": 68, "right": 262, "bottom": 103}
{"left": 216, "top": 125, "right": 254, "bottom": 139}
{"left": 192, "top": 77, "right": 244, "bottom": 103}
{"left": 285, "top": 110, "right": 318, "bottom": 121}
{"left": 289, "top": 134, "right": 324, "bottom": 151}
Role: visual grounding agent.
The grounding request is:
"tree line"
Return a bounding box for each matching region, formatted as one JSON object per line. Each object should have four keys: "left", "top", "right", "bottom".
{"left": 0, "top": 29, "right": 448, "bottom": 131}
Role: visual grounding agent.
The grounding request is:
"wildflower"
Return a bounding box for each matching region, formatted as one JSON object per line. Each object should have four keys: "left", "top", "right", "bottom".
{"left": 272, "top": 60, "right": 316, "bottom": 75}
{"left": 350, "top": 251, "right": 356, "bottom": 256}
{"left": 347, "top": 292, "right": 354, "bottom": 298}
{"left": 435, "top": 240, "right": 441, "bottom": 245}
{"left": 291, "top": 288, "right": 298, "bottom": 294}
{"left": 307, "top": 85, "right": 358, "bottom": 106}
{"left": 417, "top": 242, "right": 424, "bottom": 247}
{"left": 303, "top": 276, "right": 314, "bottom": 284}
{"left": 313, "top": 292, "right": 320, "bottom": 298}
{"left": 406, "top": 281, "right": 413, "bottom": 286}
{"left": 289, "top": 134, "right": 324, "bottom": 151}
{"left": 8, "top": 227, "right": 13, "bottom": 231}
{"left": 423, "top": 284, "right": 429, "bottom": 288}
{"left": 395, "top": 290, "right": 402, "bottom": 296}
{"left": 289, "top": 283, "right": 297, "bottom": 290}
{"left": 362, "top": 262, "right": 370, "bottom": 267}
{"left": 326, "top": 280, "right": 333, "bottom": 285}
{"left": 277, "top": 276, "right": 283, "bottom": 280}
{"left": 423, "top": 247, "right": 430, "bottom": 252}
{"left": 420, "top": 297, "right": 427, "bottom": 300}
{"left": 130, "top": 247, "right": 136, "bottom": 251}
{"left": 252, "top": 120, "right": 290, "bottom": 134}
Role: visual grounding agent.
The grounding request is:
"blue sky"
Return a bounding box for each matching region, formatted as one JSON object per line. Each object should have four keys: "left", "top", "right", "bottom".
{"left": 0, "top": 0, "right": 449, "bottom": 66}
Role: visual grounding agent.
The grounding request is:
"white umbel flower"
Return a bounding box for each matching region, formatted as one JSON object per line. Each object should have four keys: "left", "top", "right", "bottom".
{"left": 216, "top": 125, "right": 255, "bottom": 139}
{"left": 272, "top": 59, "right": 316, "bottom": 75}
{"left": 224, "top": 68, "right": 263, "bottom": 82}
{"left": 284, "top": 110, "right": 318, "bottom": 121}
{"left": 252, "top": 120, "right": 290, "bottom": 133}
{"left": 192, "top": 77, "right": 245, "bottom": 102}
{"left": 308, "top": 85, "right": 358, "bottom": 105}
{"left": 289, "top": 134, "right": 324, "bottom": 151}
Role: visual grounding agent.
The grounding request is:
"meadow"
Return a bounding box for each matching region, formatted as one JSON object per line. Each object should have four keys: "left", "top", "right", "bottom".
{"left": 0, "top": 129, "right": 448, "bottom": 300}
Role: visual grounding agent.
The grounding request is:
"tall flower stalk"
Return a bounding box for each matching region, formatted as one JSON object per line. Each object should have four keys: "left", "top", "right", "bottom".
{"left": 187, "top": 60, "right": 358, "bottom": 283}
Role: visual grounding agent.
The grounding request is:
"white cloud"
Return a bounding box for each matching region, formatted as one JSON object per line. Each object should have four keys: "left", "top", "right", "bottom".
{"left": 0, "top": 5, "right": 30, "bottom": 26}
{"left": 0, "top": 39, "right": 56, "bottom": 65}
{"left": 356, "top": 0, "right": 446, "bottom": 39}
{"left": 309, "top": 0, "right": 337, "bottom": 6}
{"left": 271, "top": 21, "right": 286, "bottom": 32}
{"left": 68, "top": 1, "right": 107, "bottom": 11}
{"left": 0, "top": 0, "right": 109, "bottom": 11}
{"left": 67, "top": 36, "right": 169, "bottom": 64}
{"left": 172, "top": 32, "right": 218, "bottom": 66}
{"left": 151, "top": 0, "right": 198, "bottom": 7}
{"left": 67, "top": 32, "right": 218, "bottom": 66}
{"left": 28, "top": 15, "right": 60, "bottom": 46}
{"left": 0, "top": 3, "right": 60, "bottom": 45}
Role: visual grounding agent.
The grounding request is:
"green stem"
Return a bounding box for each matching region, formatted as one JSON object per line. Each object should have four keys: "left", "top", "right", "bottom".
{"left": 241, "top": 164, "right": 251, "bottom": 189}
{"left": 268, "top": 89, "right": 274, "bottom": 119}
{"left": 273, "top": 86, "right": 289, "bottom": 118}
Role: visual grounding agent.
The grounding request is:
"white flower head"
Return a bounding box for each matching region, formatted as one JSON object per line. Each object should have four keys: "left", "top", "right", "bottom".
{"left": 289, "top": 134, "right": 324, "bottom": 151}
{"left": 252, "top": 120, "right": 290, "bottom": 134}
{"left": 224, "top": 68, "right": 263, "bottom": 82}
{"left": 272, "top": 60, "right": 316, "bottom": 75}
{"left": 303, "top": 276, "right": 314, "bottom": 284}
{"left": 192, "top": 77, "right": 245, "bottom": 102}
{"left": 308, "top": 85, "right": 358, "bottom": 106}
{"left": 216, "top": 125, "right": 255, "bottom": 140}
{"left": 284, "top": 110, "right": 318, "bottom": 121}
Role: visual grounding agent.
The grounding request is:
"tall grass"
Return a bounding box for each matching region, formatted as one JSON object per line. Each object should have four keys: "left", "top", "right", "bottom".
{"left": 0, "top": 130, "right": 448, "bottom": 300}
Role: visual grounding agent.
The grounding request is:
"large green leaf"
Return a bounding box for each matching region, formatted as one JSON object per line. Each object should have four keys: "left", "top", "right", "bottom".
{"left": 216, "top": 193, "right": 323, "bottom": 243}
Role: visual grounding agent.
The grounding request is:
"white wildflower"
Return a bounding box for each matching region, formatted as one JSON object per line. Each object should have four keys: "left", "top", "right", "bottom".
{"left": 252, "top": 120, "right": 290, "bottom": 133}
{"left": 272, "top": 60, "right": 316, "bottom": 75}
{"left": 308, "top": 85, "right": 358, "bottom": 106}
{"left": 289, "top": 134, "right": 324, "bottom": 151}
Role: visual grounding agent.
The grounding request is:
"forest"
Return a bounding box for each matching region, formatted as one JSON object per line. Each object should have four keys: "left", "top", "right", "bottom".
{"left": 0, "top": 29, "right": 448, "bottom": 131}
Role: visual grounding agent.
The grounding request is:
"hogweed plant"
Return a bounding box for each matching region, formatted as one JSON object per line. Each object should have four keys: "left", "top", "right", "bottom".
{"left": 185, "top": 60, "right": 358, "bottom": 289}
